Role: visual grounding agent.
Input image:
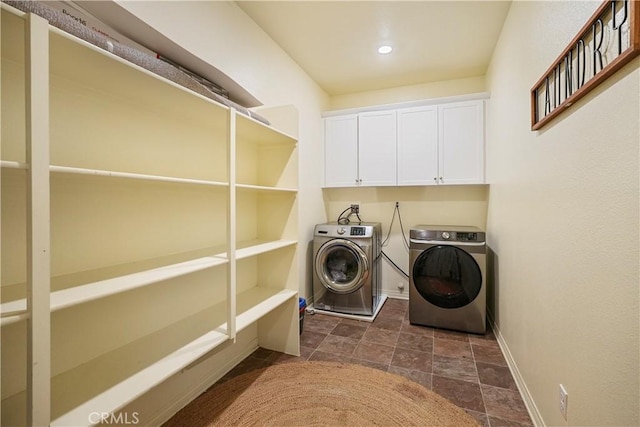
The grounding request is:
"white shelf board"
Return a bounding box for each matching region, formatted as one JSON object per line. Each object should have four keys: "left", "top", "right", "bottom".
{"left": 235, "top": 287, "right": 297, "bottom": 332}
{"left": 1, "top": 256, "right": 227, "bottom": 326}
{"left": 236, "top": 239, "right": 297, "bottom": 260}
{"left": 49, "top": 304, "right": 230, "bottom": 427}
{"left": 1, "top": 1, "right": 26, "bottom": 16}
{"left": 50, "top": 165, "right": 228, "bottom": 187}
{"left": 236, "top": 183, "right": 297, "bottom": 193}
{"left": 236, "top": 112, "right": 297, "bottom": 146}
{"left": 48, "top": 287, "right": 295, "bottom": 425}
{"left": 48, "top": 26, "right": 229, "bottom": 128}
{"left": 53, "top": 332, "right": 229, "bottom": 427}
{"left": 0, "top": 160, "right": 28, "bottom": 169}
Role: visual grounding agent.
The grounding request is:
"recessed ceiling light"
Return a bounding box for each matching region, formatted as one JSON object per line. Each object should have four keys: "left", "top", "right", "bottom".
{"left": 377, "top": 45, "right": 393, "bottom": 54}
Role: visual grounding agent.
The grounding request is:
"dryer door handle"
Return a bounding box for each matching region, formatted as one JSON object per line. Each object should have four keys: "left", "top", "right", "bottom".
{"left": 409, "top": 239, "right": 486, "bottom": 247}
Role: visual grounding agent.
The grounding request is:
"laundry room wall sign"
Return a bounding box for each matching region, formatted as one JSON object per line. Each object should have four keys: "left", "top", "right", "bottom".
{"left": 530, "top": 0, "right": 640, "bottom": 130}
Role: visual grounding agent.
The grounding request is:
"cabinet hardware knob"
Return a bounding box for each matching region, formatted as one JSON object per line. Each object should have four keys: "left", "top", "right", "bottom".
{"left": 439, "top": 177, "right": 443, "bottom": 182}
{"left": 433, "top": 177, "right": 437, "bottom": 182}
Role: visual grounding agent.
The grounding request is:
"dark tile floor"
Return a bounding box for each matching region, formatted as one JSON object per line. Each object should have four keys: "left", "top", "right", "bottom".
{"left": 221, "top": 298, "right": 533, "bottom": 427}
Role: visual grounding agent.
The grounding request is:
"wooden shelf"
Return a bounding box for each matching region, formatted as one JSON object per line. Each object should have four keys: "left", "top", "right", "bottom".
{"left": 3, "top": 287, "right": 295, "bottom": 426}
{"left": 51, "top": 328, "right": 228, "bottom": 426}
{"left": 0, "top": 160, "right": 27, "bottom": 170}
{"left": 235, "top": 287, "right": 297, "bottom": 332}
{"left": 1, "top": 5, "right": 299, "bottom": 425}
{"left": 236, "top": 239, "right": 297, "bottom": 260}
{"left": 1, "top": 164, "right": 229, "bottom": 188}
{"left": 49, "top": 27, "right": 229, "bottom": 126}
{"left": 1, "top": 254, "right": 228, "bottom": 326}
{"left": 236, "top": 113, "right": 297, "bottom": 146}
{"left": 0, "top": 241, "right": 293, "bottom": 326}
{"left": 236, "top": 183, "right": 297, "bottom": 193}
{"left": 50, "top": 165, "right": 228, "bottom": 187}
{"left": 46, "top": 301, "right": 231, "bottom": 426}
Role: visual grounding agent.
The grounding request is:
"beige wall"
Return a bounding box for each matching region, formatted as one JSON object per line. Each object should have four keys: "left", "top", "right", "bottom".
{"left": 329, "top": 75, "right": 486, "bottom": 110}
{"left": 486, "top": 1, "right": 639, "bottom": 426}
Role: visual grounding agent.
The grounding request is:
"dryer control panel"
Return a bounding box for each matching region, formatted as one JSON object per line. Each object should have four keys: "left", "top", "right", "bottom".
{"left": 410, "top": 225, "right": 486, "bottom": 243}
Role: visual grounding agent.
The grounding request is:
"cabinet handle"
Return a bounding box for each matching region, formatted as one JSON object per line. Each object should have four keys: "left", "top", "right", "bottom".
{"left": 433, "top": 177, "right": 437, "bottom": 182}
{"left": 439, "top": 177, "right": 443, "bottom": 182}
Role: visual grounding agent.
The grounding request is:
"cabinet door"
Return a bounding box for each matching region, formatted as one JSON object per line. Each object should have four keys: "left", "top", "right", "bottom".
{"left": 324, "top": 115, "right": 358, "bottom": 187}
{"left": 397, "top": 106, "right": 438, "bottom": 186}
{"left": 358, "top": 110, "right": 397, "bottom": 186}
{"left": 438, "top": 100, "right": 485, "bottom": 184}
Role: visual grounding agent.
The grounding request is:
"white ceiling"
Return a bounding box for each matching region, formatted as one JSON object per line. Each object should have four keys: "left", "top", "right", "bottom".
{"left": 237, "top": 1, "right": 512, "bottom": 96}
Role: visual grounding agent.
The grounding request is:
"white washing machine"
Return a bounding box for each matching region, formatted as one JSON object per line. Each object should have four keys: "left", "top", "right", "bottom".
{"left": 313, "top": 222, "right": 381, "bottom": 316}
{"left": 409, "top": 225, "right": 486, "bottom": 334}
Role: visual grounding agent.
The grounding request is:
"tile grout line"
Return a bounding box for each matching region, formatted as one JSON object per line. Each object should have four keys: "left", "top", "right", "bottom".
{"left": 472, "top": 341, "right": 492, "bottom": 427}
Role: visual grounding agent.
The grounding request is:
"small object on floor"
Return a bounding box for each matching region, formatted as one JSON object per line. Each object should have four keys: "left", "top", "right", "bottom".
{"left": 298, "top": 297, "right": 306, "bottom": 334}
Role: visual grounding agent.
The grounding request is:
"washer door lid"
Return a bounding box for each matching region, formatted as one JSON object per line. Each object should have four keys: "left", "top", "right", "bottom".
{"left": 315, "top": 239, "right": 369, "bottom": 294}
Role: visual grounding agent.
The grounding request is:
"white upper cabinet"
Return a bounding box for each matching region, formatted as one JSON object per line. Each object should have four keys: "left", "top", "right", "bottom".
{"left": 324, "top": 111, "right": 397, "bottom": 187}
{"left": 438, "top": 100, "right": 485, "bottom": 185}
{"left": 397, "top": 106, "right": 438, "bottom": 185}
{"left": 358, "top": 110, "right": 397, "bottom": 186}
{"left": 324, "top": 114, "right": 358, "bottom": 187}
{"left": 324, "top": 96, "right": 486, "bottom": 188}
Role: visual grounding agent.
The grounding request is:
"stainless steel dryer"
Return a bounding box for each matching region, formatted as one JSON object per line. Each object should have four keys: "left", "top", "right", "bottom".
{"left": 313, "top": 222, "right": 381, "bottom": 316}
{"left": 409, "top": 225, "right": 486, "bottom": 334}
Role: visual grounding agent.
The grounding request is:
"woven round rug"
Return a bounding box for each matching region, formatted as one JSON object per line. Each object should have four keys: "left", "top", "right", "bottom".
{"left": 164, "top": 361, "right": 479, "bottom": 426}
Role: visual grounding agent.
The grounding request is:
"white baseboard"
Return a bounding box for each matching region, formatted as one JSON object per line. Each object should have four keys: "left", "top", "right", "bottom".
{"left": 488, "top": 311, "right": 545, "bottom": 427}
{"left": 383, "top": 289, "right": 409, "bottom": 300}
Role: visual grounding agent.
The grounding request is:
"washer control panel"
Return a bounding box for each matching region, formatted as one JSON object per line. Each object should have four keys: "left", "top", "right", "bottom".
{"left": 350, "top": 227, "right": 366, "bottom": 236}
{"left": 314, "top": 223, "right": 378, "bottom": 238}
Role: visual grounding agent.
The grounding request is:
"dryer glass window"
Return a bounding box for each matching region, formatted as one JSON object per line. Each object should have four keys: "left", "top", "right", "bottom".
{"left": 412, "top": 245, "right": 481, "bottom": 309}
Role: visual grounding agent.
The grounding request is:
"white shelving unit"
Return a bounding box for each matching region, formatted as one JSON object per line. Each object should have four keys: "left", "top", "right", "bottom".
{"left": 1, "top": 4, "right": 299, "bottom": 426}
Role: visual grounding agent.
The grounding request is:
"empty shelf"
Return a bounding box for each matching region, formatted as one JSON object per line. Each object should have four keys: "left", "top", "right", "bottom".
{"left": 236, "top": 240, "right": 297, "bottom": 259}
{"left": 235, "top": 287, "right": 297, "bottom": 332}
{"left": 236, "top": 183, "right": 297, "bottom": 193}
{"left": 0, "top": 160, "right": 28, "bottom": 169}
{"left": 49, "top": 306, "right": 230, "bottom": 426}
{"left": 236, "top": 113, "right": 297, "bottom": 146}
{"left": 43, "top": 288, "right": 294, "bottom": 426}
{"left": 1, "top": 255, "right": 228, "bottom": 326}
{"left": 50, "top": 165, "right": 229, "bottom": 187}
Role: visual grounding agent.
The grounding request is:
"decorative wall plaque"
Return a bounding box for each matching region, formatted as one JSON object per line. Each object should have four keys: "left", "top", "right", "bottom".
{"left": 531, "top": 0, "right": 640, "bottom": 130}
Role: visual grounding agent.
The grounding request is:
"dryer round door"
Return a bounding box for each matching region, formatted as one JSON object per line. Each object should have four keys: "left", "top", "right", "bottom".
{"left": 315, "top": 239, "right": 370, "bottom": 294}
{"left": 412, "top": 245, "right": 482, "bottom": 309}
